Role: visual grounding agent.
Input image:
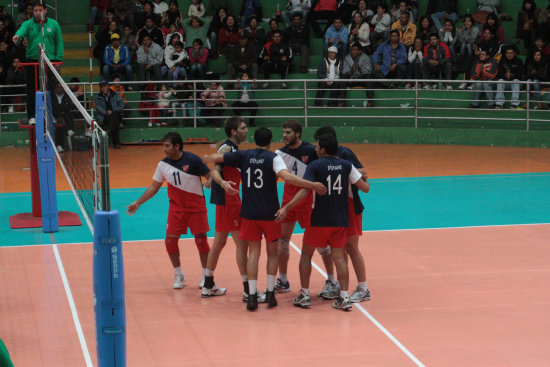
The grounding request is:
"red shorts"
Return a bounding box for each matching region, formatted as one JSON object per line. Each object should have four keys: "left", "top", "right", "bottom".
{"left": 347, "top": 198, "right": 363, "bottom": 237}
{"left": 215, "top": 204, "right": 241, "bottom": 232}
{"left": 239, "top": 218, "right": 281, "bottom": 243}
{"left": 303, "top": 226, "right": 347, "bottom": 248}
{"left": 166, "top": 209, "right": 209, "bottom": 236}
{"left": 283, "top": 209, "right": 311, "bottom": 229}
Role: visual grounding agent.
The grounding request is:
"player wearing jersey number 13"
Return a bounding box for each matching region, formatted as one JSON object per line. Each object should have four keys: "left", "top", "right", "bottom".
{"left": 277, "top": 133, "right": 370, "bottom": 311}
{"left": 203, "top": 127, "right": 327, "bottom": 311}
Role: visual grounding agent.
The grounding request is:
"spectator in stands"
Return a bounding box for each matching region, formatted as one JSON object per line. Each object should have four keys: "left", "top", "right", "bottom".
{"left": 314, "top": 45, "right": 343, "bottom": 106}
{"left": 112, "top": 0, "right": 137, "bottom": 30}
{"left": 352, "top": 0, "right": 372, "bottom": 20}
{"left": 240, "top": 0, "right": 262, "bottom": 28}
{"left": 164, "top": 0, "right": 183, "bottom": 28}
{"left": 525, "top": 49, "right": 548, "bottom": 109}
{"left": 438, "top": 19, "right": 457, "bottom": 57}
{"left": 163, "top": 39, "right": 188, "bottom": 84}
{"left": 170, "top": 80, "right": 198, "bottom": 126}
{"left": 245, "top": 16, "right": 266, "bottom": 52}
{"left": 152, "top": 0, "right": 168, "bottom": 16}
{"left": 164, "top": 23, "right": 184, "bottom": 49}
{"left": 310, "top": 0, "right": 339, "bottom": 38}
{"left": 219, "top": 15, "right": 239, "bottom": 57}
{"left": 121, "top": 24, "right": 138, "bottom": 60}
{"left": 324, "top": 17, "right": 349, "bottom": 57}
{"left": 188, "top": 38, "right": 208, "bottom": 79}
{"left": 342, "top": 42, "right": 374, "bottom": 107}
{"left": 95, "top": 80, "right": 124, "bottom": 148}
{"left": 68, "top": 77, "right": 85, "bottom": 106}
{"left": 208, "top": 7, "right": 227, "bottom": 56}
{"left": 370, "top": 4, "right": 392, "bottom": 50}
{"left": 260, "top": 30, "right": 292, "bottom": 89}
{"left": 0, "top": 18, "right": 12, "bottom": 48}
{"left": 474, "top": 28, "right": 499, "bottom": 59}
{"left": 17, "top": 3, "right": 33, "bottom": 27}
{"left": 136, "top": 34, "right": 163, "bottom": 87}
{"left": 526, "top": 36, "right": 550, "bottom": 64}
{"left": 372, "top": 29, "right": 407, "bottom": 88}
{"left": 495, "top": 45, "right": 524, "bottom": 109}
{"left": 183, "top": 16, "right": 209, "bottom": 49}
{"left": 0, "top": 40, "right": 10, "bottom": 70}
{"left": 516, "top": 0, "right": 542, "bottom": 51}
{"left": 284, "top": 13, "right": 309, "bottom": 73}
{"left": 417, "top": 15, "right": 437, "bottom": 46}
{"left": 89, "top": 0, "right": 111, "bottom": 32}
{"left": 208, "top": 0, "right": 235, "bottom": 17}
{"left": 468, "top": 49, "right": 497, "bottom": 108}
{"left": 232, "top": 71, "right": 258, "bottom": 126}
{"left": 265, "top": 18, "right": 281, "bottom": 42}
{"left": 391, "top": 1, "right": 413, "bottom": 23}
{"left": 338, "top": 0, "right": 359, "bottom": 24}
{"left": 282, "top": 0, "right": 311, "bottom": 28}
{"left": 100, "top": 8, "right": 117, "bottom": 32}
{"left": 349, "top": 11, "right": 371, "bottom": 55}
{"left": 421, "top": 32, "right": 453, "bottom": 89}
{"left": 4, "top": 57, "right": 26, "bottom": 114}
{"left": 457, "top": 15, "right": 479, "bottom": 90}
{"left": 136, "top": 1, "right": 160, "bottom": 30}
{"left": 94, "top": 20, "right": 119, "bottom": 68}
{"left": 405, "top": 37, "right": 423, "bottom": 88}
{"left": 140, "top": 82, "right": 161, "bottom": 126}
{"left": 427, "top": 0, "right": 458, "bottom": 31}
{"left": 227, "top": 32, "right": 258, "bottom": 82}
{"left": 391, "top": 10, "right": 416, "bottom": 50}
{"left": 472, "top": 0, "right": 500, "bottom": 26}
{"left": 103, "top": 33, "right": 133, "bottom": 85}
{"left": 481, "top": 13, "right": 505, "bottom": 43}
{"left": 200, "top": 81, "right": 226, "bottom": 126}
{"left": 156, "top": 83, "right": 173, "bottom": 126}
{"left": 51, "top": 83, "right": 75, "bottom": 152}
{"left": 138, "top": 16, "right": 164, "bottom": 47}
{"left": 188, "top": 0, "right": 205, "bottom": 18}
{"left": 110, "top": 76, "right": 129, "bottom": 121}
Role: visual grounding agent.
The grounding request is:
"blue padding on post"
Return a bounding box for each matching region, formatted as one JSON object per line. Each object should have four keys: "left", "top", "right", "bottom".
{"left": 36, "top": 91, "right": 59, "bottom": 232}
{"left": 93, "top": 210, "right": 126, "bottom": 367}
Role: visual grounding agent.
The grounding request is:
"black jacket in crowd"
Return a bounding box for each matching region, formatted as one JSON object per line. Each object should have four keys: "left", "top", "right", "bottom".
{"left": 260, "top": 41, "right": 292, "bottom": 64}
{"left": 137, "top": 26, "right": 165, "bottom": 47}
{"left": 497, "top": 56, "right": 524, "bottom": 80}
{"left": 284, "top": 23, "right": 309, "bottom": 46}
{"left": 525, "top": 59, "right": 549, "bottom": 81}
{"left": 229, "top": 42, "right": 258, "bottom": 70}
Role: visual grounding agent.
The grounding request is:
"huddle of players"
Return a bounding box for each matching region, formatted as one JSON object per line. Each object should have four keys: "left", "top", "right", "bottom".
{"left": 127, "top": 116, "right": 370, "bottom": 312}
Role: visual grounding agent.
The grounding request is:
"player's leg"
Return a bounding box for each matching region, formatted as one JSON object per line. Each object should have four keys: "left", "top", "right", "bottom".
{"left": 346, "top": 235, "right": 370, "bottom": 302}
{"left": 265, "top": 240, "right": 279, "bottom": 308}
{"left": 293, "top": 243, "right": 315, "bottom": 308}
{"left": 194, "top": 233, "right": 210, "bottom": 288}
{"left": 331, "top": 246, "right": 352, "bottom": 311}
{"left": 232, "top": 230, "right": 252, "bottom": 299}
{"left": 165, "top": 234, "right": 186, "bottom": 289}
{"left": 188, "top": 211, "right": 211, "bottom": 288}
{"left": 246, "top": 239, "right": 262, "bottom": 310}
{"left": 276, "top": 220, "right": 295, "bottom": 293}
{"left": 317, "top": 246, "right": 340, "bottom": 299}
{"left": 202, "top": 230, "right": 229, "bottom": 297}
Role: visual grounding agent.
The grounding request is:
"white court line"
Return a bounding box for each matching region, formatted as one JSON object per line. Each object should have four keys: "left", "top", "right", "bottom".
{"left": 288, "top": 240, "right": 426, "bottom": 367}
{"left": 52, "top": 243, "right": 94, "bottom": 367}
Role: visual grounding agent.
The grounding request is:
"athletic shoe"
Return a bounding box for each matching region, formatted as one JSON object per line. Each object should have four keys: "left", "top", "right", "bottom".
{"left": 29, "top": 118, "right": 36, "bottom": 125}
{"left": 8, "top": 105, "right": 14, "bottom": 113}
{"left": 274, "top": 278, "right": 290, "bottom": 293}
{"left": 468, "top": 104, "right": 479, "bottom": 109}
{"left": 350, "top": 287, "right": 371, "bottom": 303}
{"left": 446, "top": 84, "right": 452, "bottom": 90}
{"left": 293, "top": 290, "right": 311, "bottom": 308}
{"left": 265, "top": 290, "right": 277, "bottom": 308}
{"left": 423, "top": 85, "right": 431, "bottom": 90}
{"left": 281, "top": 82, "right": 288, "bottom": 89}
{"left": 242, "top": 290, "right": 266, "bottom": 303}
{"left": 262, "top": 82, "right": 269, "bottom": 88}
{"left": 246, "top": 292, "right": 258, "bottom": 311}
{"left": 458, "top": 83, "right": 467, "bottom": 90}
{"left": 318, "top": 279, "right": 340, "bottom": 300}
{"left": 147, "top": 121, "right": 153, "bottom": 127}
{"left": 201, "top": 285, "right": 227, "bottom": 298}
{"left": 198, "top": 274, "right": 205, "bottom": 289}
{"left": 57, "top": 145, "right": 64, "bottom": 152}
{"left": 173, "top": 273, "right": 186, "bottom": 289}
{"left": 332, "top": 296, "right": 352, "bottom": 311}
{"left": 467, "top": 84, "right": 474, "bottom": 90}
{"left": 432, "top": 84, "right": 438, "bottom": 89}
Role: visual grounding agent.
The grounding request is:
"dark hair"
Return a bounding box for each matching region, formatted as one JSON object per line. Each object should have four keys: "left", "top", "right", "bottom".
{"left": 269, "top": 18, "right": 278, "bottom": 25}
{"left": 272, "top": 30, "right": 282, "bottom": 36}
{"left": 282, "top": 119, "right": 302, "bottom": 136}
{"left": 193, "top": 38, "right": 203, "bottom": 46}
{"left": 69, "top": 77, "right": 81, "bottom": 83}
{"left": 32, "top": 0, "right": 45, "bottom": 8}
{"left": 224, "top": 116, "right": 245, "bottom": 137}
{"left": 317, "top": 134, "right": 338, "bottom": 155}
{"left": 401, "top": 10, "right": 410, "bottom": 17}
{"left": 292, "top": 13, "right": 302, "bottom": 19}
{"left": 190, "top": 15, "right": 204, "bottom": 27}
{"left": 390, "top": 29, "right": 400, "bottom": 38}
{"left": 163, "top": 132, "right": 184, "bottom": 151}
{"left": 443, "top": 19, "right": 454, "bottom": 26}
{"left": 351, "top": 42, "right": 362, "bottom": 50}
{"left": 174, "top": 41, "right": 184, "bottom": 48}
{"left": 429, "top": 32, "right": 439, "bottom": 39}
{"left": 106, "top": 7, "right": 115, "bottom": 14}
{"left": 313, "top": 126, "right": 337, "bottom": 141}
{"left": 254, "top": 127, "right": 272, "bottom": 147}
{"left": 419, "top": 15, "right": 433, "bottom": 29}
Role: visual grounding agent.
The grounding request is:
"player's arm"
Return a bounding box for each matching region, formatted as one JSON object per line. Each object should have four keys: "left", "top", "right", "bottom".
{"left": 126, "top": 180, "right": 163, "bottom": 215}
{"left": 204, "top": 169, "right": 239, "bottom": 195}
{"left": 202, "top": 153, "right": 224, "bottom": 164}
{"left": 278, "top": 169, "right": 327, "bottom": 195}
{"left": 350, "top": 165, "right": 370, "bottom": 193}
{"left": 275, "top": 188, "right": 309, "bottom": 222}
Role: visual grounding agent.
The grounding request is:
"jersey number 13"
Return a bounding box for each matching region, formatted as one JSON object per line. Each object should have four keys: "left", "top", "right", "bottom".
{"left": 246, "top": 167, "right": 264, "bottom": 188}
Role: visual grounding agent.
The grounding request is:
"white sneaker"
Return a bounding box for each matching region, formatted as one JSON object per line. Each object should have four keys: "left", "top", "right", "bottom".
{"left": 198, "top": 274, "right": 205, "bottom": 289}
{"left": 446, "top": 84, "right": 452, "bottom": 90}
{"left": 201, "top": 285, "right": 227, "bottom": 298}
{"left": 467, "top": 84, "right": 474, "bottom": 90}
{"left": 432, "top": 84, "right": 438, "bottom": 89}
{"left": 281, "top": 82, "right": 288, "bottom": 89}
{"left": 67, "top": 129, "right": 75, "bottom": 137}
{"left": 350, "top": 287, "right": 371, "bottom": 303}
{"left": 241, "top": 289, "right": 267, "bottom": 303}
{"left": 173, "top": 273, "right": 186, "bottom": 289}
{"left": 8, "top": 106, "right": 14, "bottom": 113}
{"left": 29, "top": 118, "right": 36, "bottom": 125}
{"left": 458, "top": 83, "right": 467, "bottom": 90}
{"left": 148, "top": 121, "right": 153, "bottom": 127}
{"left": 317, "top": 279, "right": 340, "bottom": 299}
{"left": 423, "top": 85, "right": 431, "bottom": 90}
{"left": 57, "top": 145, "right": 64, "bottom": 152}
{"left": 262, "top": 82, "right": 269, "bottom": 88}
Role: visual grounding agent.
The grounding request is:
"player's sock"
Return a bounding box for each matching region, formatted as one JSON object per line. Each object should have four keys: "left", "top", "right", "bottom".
{"left": 340, "top": 290, "right": 349, "bottom": 298}
{"left": 279, "top": 273, "right": 288, "bottom": 283}
{"left": 241, "top": 275, "right": 248, "bottom": 282}
{"left": 267, "top": 275, "right": 276, "bottom": 292}
{"left": 205, "top": 269, "right": 214, "bottom": 277}
{"left": 204, "top": 276, "right": 214, "bottom": 289}
{"left": 358, "top": 281, "right": 368, "bottom": 291}
{"left": 174, "top": 266, "right": 184, "bottom": 275}
{"left": 202, "top": 268, "right": 207, "bottom": 275}
{"left": 327, "top": 274, "right": 336, "bottom": 282}
{"left": 301, "top": 288, "right": 310, "bottom": 296}
{"left": 248, "top": 280, "right": 257, "bottom": 295}
{"left": 243, "top": 281, "right": 249, "bottom": 294}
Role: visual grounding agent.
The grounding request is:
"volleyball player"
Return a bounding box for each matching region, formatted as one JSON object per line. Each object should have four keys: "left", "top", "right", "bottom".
{"left": 203, "top": 127, "right": 327, "bottom": 311}
{"left": 126, "top": 132, "right": 237, "bottom": 289}
{"left": 313, "top": 126, "right": 371, "bottom": 302}
{"left": 274, "top": 120, "right": 339, "bottom": 298}
{"left": 276, "top": 133, "right": 370, "bottom": 310}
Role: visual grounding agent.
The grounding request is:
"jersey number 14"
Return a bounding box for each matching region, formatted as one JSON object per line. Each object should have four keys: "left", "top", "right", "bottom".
{"left": 326, "top": 174, "right": 342, "bottom": 195}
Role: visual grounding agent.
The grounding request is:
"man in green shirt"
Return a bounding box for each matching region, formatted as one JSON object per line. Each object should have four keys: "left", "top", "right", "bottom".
{"left": 12, "top": 0, "right": 63, "bottom": 123}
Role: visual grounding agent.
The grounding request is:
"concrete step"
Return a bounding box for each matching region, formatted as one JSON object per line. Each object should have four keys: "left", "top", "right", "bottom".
{"left": 64, "top": 49, "right": 91, "bottom": 59}
{"left": 60, "top": 65, "right": 99, "bottom": 79}
{"left": 63, "top": 33, "right": 89, "bottom": 43}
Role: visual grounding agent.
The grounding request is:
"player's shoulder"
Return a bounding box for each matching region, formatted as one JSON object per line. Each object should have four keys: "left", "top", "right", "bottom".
{"left": 183, "top": 151, "right": 201, "bottom": 161}
{"left": 218, "top": 139, "right": 237, "bottom": 154}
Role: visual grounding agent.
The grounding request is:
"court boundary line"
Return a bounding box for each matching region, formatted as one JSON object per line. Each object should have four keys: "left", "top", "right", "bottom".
{"left": 288, "top": 240, "right": 426, "bottom": 367}
{"left": 3, "top": 221, "right": 550, "bottom": 249}
{"left": 52, "top": 242, "right": 94, "bottom": 367}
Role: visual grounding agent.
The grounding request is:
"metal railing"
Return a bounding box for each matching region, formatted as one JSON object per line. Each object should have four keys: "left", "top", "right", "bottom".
{"left": 2, "top": 78, "right": 550, "bottom": 132}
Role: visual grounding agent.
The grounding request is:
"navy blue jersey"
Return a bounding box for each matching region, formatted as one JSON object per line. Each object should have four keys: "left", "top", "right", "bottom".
{"left": 336, "top": 145, "right": 365, "bottom": 214}
{"left": 304, "top": 156, "right": 362, "bottom": 227}
{"left": 223, "top": 148, "right": 288, "bottom": 220}
{"left": 210, "top": 139, "right": 241, "bottom": 206}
